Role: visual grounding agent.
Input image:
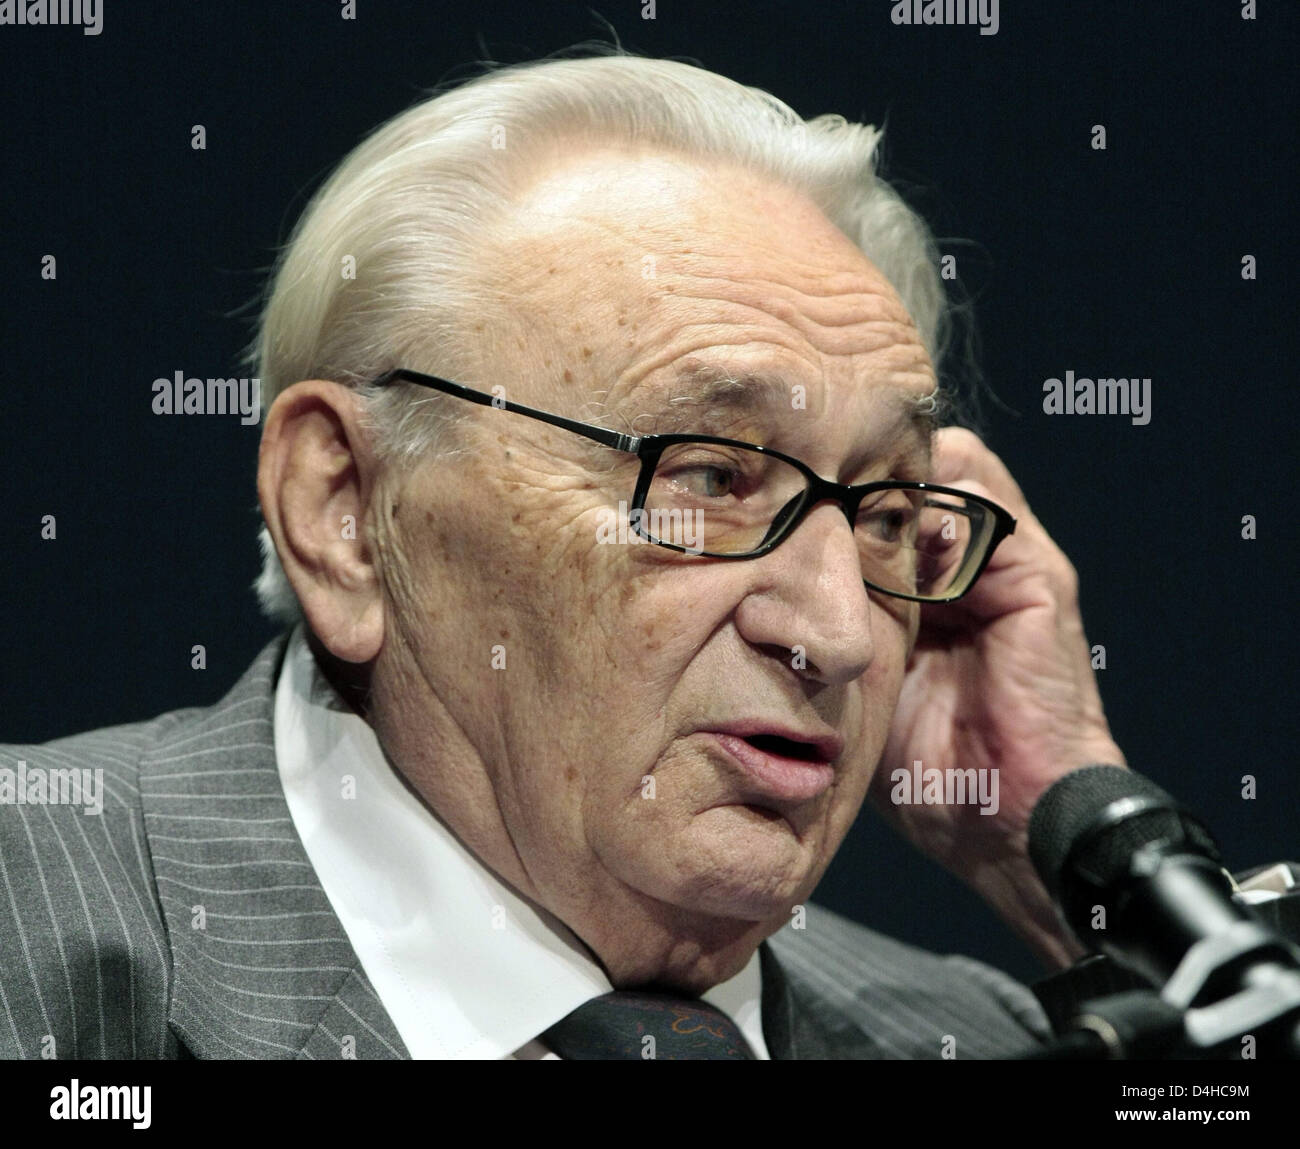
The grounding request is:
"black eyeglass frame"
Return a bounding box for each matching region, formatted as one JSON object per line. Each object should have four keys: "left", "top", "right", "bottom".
{"left": 370, "top": 367, "right": 1017, "bottom": 603}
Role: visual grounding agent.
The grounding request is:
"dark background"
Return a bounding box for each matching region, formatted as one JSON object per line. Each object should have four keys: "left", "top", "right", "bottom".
{"left": 3, "top": 1, "right": 1297, "bottom": 986}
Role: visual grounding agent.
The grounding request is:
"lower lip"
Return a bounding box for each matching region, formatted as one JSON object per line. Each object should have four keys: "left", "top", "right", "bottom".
{"left": 705, "top": 733, "right": 835, "bottom": 802}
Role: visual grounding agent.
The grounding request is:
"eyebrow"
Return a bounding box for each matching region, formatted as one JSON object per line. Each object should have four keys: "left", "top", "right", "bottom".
{"left": 637, "top": 363, "right": 938, "bottom": 453}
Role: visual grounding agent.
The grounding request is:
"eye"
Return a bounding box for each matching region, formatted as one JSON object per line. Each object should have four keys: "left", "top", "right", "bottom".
{"left": 655, "top": 450, "right": 756, "bottom": 499}
{"left": 865, "top": 508, "right": 908, "bottom": 542}
{"left": 857, "top": 493, "right": 920, "bottom": 544}
{"left": 677, "top": 465, "right": 737, "bottom": 498}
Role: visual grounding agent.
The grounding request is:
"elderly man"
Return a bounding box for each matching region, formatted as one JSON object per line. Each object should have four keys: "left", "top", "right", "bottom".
{"left": 0, "top": 53, "right": 1127, "bottom": 1059}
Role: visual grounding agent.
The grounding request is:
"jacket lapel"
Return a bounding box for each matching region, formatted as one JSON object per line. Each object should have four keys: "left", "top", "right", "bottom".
{"left": 760, "top": 942, "right": 890, "bottom": 1059}
{"left": 139, "top": 633, "right": 409, "bottom": 1059}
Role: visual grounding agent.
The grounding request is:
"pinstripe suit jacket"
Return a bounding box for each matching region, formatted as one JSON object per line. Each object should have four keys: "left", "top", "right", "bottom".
{"left": 0, "top": 633, "right": 1052, "bottom": 1059}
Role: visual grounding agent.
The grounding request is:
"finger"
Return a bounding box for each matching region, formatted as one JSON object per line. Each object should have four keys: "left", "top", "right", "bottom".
{"left": 930, "top": 427, "right": 1030, "bottom": 517}
{"left": 929, "top": 433, "right": 1069, "bottom": 576}
{"left": 929, "top": 473, "right": 1079, "bottom": 612}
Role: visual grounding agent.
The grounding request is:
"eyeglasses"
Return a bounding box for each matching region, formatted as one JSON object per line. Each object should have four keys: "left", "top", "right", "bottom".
{"left": 369, "top": 368, "right": 1017, "bottom": 603}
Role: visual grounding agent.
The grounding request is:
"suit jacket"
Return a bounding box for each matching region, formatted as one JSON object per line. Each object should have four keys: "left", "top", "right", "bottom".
{"left": 0, "top": 633, "right": 1052, "bottom": 1059}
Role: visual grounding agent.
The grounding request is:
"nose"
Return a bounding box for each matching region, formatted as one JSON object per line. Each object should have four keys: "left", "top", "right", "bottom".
{"left": 732, "top": 500, "right": 876, "bottom": 686}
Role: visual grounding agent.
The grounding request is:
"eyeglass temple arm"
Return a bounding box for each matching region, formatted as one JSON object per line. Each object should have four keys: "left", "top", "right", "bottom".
{"left": 373, "top": 369, "right": 643, "bottom": 454}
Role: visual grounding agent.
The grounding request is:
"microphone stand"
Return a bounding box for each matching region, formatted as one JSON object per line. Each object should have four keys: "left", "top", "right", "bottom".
{"left": 1020, "top": 920, "right": 1300, "bottom": 1059}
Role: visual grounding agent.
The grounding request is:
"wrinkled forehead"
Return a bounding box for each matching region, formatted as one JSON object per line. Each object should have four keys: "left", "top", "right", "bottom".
{"left": 482, "top": 147, "right": 936, "bottom": 460}
{"left": 495, "top": 146, "right": 904, "bottom": 302}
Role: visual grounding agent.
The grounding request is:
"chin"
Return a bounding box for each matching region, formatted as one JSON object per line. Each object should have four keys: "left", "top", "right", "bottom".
{"left": 608, "top": 806, "right": 822, "bottom": 928}
{"left": 664, "top": 855, "right": 813, "bottom": 926}
{"left": 679, "top": 888, "right": 799, "bottom": 928}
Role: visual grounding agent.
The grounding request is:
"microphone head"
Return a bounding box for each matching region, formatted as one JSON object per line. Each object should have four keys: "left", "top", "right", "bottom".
{"left": 1028, "top": 765, "right": 1221, "bottom": 902}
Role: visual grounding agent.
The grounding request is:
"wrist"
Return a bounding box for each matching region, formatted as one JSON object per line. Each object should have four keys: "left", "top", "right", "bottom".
{"left": 964, "top": 841, "right": 1086, "bottom": 972}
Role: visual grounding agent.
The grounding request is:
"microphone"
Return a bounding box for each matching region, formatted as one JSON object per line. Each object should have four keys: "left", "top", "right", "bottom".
{"left": 1027, "top": 765, "right": 1300, "bottom": 1057}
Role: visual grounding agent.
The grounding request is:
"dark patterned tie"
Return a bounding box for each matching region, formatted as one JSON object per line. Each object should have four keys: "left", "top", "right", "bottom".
{"left": 540, "top": 989, "right": 757, "bottom": 1059}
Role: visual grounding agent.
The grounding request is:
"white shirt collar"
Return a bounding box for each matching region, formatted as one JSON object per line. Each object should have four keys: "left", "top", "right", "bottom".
{"left": 273, "top": 624, "right": 769, "bottom": 1059}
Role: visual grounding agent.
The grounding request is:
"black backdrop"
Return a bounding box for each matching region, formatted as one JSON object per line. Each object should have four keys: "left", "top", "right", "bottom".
{"left": 3, "top": 1, "right": 1297, "bottom": 985}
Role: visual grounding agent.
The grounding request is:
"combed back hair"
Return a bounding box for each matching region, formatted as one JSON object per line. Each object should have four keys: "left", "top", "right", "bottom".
{"left": 245, "top": 50, "right": 954, "bottom": 626}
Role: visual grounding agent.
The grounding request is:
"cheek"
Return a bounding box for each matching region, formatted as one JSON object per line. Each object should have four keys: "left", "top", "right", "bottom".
{"left": 834, "top": 602, "right": 916, "bottom": 787}
{"left": 552, "top": 578, "right": 734, "bottom": 808}
{"left": 552, "top": 511, "right": 722, "bottom": 674}
{"left": 867, "top": 601, "right": 916, "bottom": 711}
{"left": 489, "top": 519, "right": 717, "bottom": 792}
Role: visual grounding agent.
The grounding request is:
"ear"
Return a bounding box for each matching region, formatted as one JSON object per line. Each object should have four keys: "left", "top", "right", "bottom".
{"left": 257, "top": 380, "right": 385, "bottom": 662}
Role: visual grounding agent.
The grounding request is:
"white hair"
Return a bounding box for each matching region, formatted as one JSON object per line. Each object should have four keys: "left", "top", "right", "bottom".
{"left": 246, "top": 51, "right": 952, "bottom": 626}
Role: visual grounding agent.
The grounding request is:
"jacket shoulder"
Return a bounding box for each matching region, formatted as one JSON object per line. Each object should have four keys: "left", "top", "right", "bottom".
{"left": 765, "top": 900, "right": 1052, "bottom": 1058}
{"left": 0, "top": 711, "right": 203, "bottom": 1059}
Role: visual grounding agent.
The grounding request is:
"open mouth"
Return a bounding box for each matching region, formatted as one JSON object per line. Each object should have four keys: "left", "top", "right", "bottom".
{"left": 705, "top": 730, "right": 837, "bottom": 802}
{"left": 740, "top": 733, "right": 826, "bottom": 762}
